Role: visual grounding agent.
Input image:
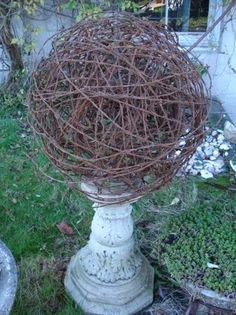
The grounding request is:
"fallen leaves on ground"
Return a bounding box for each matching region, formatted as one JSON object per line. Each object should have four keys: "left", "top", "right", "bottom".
{"left": 56, "top": 221, "right": 74, "bottom": 236}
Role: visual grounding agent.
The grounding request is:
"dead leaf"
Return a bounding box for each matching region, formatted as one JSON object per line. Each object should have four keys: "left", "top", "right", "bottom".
{"left": 56, "top": 221, "right": 74, "bottom": 236}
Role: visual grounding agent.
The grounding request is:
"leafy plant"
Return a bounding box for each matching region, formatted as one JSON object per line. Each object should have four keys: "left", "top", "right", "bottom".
{"left": 69, "top": 0, "right": 140, "bottom": 21}
{"left": 0, "top": 0, "right": 141, "bottom": 90}
{"left": 0, "top": 93, "right": 25, "bottom": 118}
{"left": 75, "top": 2, "right": 103, "bottom": 22}
{"left": 152, "top": 187, "right": 236, "bottom": 296}
{"left": 192, "top": 59, "right": 209, "bottom": 76}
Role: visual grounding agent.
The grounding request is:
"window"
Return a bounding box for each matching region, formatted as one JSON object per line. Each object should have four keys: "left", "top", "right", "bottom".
{"left": 140, "top": 0, "right": 223, "bottom": 49}
{"left": 168, "top": 0, "right": 209, "bottom": 32}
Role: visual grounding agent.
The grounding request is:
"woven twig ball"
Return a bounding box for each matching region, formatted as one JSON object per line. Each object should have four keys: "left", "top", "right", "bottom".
{"left": 29, "top": 12, "right": 208, "bottom": 200}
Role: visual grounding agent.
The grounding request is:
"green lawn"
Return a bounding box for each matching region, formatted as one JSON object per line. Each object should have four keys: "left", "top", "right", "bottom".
{"left": 0, "top": 97, "right": 90, "bottom": 314}
{"left": 0, "top": 95, "right": 235, "bottom": 314}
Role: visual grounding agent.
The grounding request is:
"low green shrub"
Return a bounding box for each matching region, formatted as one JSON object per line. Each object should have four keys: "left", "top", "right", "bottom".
{"left": 152, "top": 189, "right": 236, "bottom": 296}
{"left": 0, "top": 93, "right": 25, "bottom": 118}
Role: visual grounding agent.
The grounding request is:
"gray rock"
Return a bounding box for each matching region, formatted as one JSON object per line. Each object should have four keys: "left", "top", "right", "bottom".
{"left": 209, "top": 156, "right": 217, "bottom": 161}
{"left": 200, "top": 169, "right": 214, "bottom": 179}
{"left": 194, "top": 161, "right": 203, "bottom": 170}
{"left": 206, "top": 157, "right": 225, "bottom": 175}
{"left": 214, "top": 156, "right": 225, "bottom": 168}
{"left": 181, "top": 126, "right": 233, "bottom": 177}
{"left": 206, "top": 135, "right": 213, "bottom": 143}
{"left": 179, "top": 140, "right": 186, "bottom": 147}
{"left": 175, "top": 150, "right": 181, "bottom": 157}
{"left": 212, "top": 149, "right": 220, "bottom": 158}
{"left": 203, "top": 145, "right": 214, "bottom": 157}
{"left": 224, "top": 121, "right": 236, "bottom": 144}
{"left": 196, "top": 147, "right": 205, "bottom": 159}
{"left": 203, "top": 162, "right": 216, "bottom": 173}
{"left": 219, "top": 143, "right": 231, "bottom": 151}
{"left": 212, "top": 139, "right": 218, "bottom": 146}
{"left": 185, "top": 165, "right": 192, "bottom": 171}
{"left": 190, "top": 169, "right": 199, "bottom": 176}
{"left": 217, "top": 134, "right": 225, "bottom": 144}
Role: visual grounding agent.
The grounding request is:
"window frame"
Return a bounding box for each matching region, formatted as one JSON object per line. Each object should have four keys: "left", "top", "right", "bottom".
{"left": 165, "top": 0, "right": 223, "bottom": 49}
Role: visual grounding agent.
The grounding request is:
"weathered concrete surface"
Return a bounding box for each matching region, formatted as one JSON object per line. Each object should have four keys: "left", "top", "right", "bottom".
{"left": 0, "top": 240, "right": 17, "bottom": 315}
{"left": 65, "top": 183, "right": 154, "bottom": 315}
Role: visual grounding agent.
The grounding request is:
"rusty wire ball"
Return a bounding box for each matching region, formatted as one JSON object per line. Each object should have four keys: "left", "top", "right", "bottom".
{"left": 28, "top": 12, "right": 208, "bottom": 201}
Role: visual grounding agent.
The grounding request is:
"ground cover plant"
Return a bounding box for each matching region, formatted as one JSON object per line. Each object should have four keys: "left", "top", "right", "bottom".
{"left": 0, "top": 94, "right": 236, "bottom": 314}
{"left": 151, "top": 184, "right": 236, "bottom": 297}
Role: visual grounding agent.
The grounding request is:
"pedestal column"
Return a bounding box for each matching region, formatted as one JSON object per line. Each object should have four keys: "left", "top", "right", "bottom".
{"left": 65, "top": 184, "right": 154, "bottom": 315}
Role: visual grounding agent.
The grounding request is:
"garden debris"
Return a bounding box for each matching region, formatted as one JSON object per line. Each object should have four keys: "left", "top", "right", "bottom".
{"left": 56, "top": 221, "right": 74, "bottom": 236}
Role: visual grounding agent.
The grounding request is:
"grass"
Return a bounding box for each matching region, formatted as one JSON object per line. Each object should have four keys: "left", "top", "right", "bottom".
{"left": 0, "top": 94, "right": 235, "bottom": 314}
{"left": 0, "top": 96, "right": 91, "bottom": 314}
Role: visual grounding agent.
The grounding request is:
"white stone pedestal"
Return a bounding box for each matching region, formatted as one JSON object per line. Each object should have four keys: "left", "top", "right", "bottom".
{"left": 64, "top": 183, "right": 154, "bottom": 315}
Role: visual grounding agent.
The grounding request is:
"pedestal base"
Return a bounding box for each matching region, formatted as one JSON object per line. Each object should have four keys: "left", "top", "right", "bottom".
{"left": 65, "top": 183, "right": 154, "bottom": 314}
{"left": 65, "top": 249, "right": 154, "bottom": 315}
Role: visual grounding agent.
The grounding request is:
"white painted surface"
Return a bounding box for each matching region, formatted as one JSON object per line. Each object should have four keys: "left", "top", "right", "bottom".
{"left": 192, "top": 6, "right": 236, "bottom": 124}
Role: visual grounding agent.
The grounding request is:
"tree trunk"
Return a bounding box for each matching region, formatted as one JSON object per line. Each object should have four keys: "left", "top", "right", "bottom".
{"left": 0, "top": 4, "right": 24, "bottom": 90}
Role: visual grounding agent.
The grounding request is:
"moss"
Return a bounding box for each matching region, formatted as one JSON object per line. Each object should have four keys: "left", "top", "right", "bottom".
{"left": 152, "top": 189, "right": 236, "bottom": 296}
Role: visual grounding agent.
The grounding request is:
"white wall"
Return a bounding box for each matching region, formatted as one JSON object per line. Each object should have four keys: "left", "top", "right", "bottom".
{"left": 0, "top": 3, "right": 74, "bottom": 83}
{"left": 16, "top": 5, "right": 74, "bottom": 70}
{"left": 194, "top": 7, "right": 236, "bottom": 124}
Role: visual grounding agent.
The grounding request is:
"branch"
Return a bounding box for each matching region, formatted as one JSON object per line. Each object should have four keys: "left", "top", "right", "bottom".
{"left": 189, "top": 0, "right": 236, "bottom": 51}
{"left": 36, "top": 4, "right": 75, "bottom": 19}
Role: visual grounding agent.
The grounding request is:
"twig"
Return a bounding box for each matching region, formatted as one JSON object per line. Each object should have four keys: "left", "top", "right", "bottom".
{"left": 185, "top": 301, "right": 199, "bottom": 315}
{"left": 198, "top": 299, "right": 235, "bottom": 314}
{"left": 36, "top": 4, "right": 75, "bottom": 19}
